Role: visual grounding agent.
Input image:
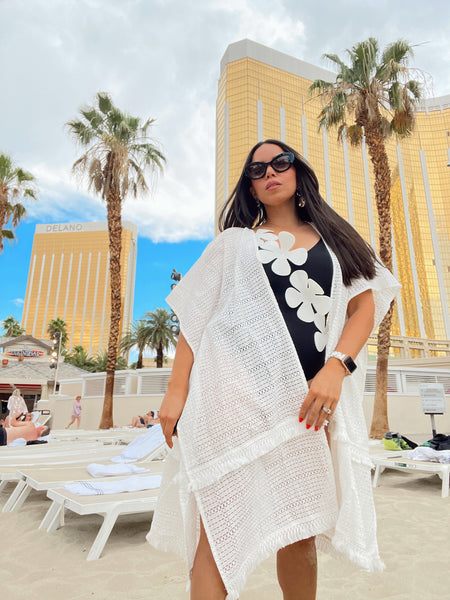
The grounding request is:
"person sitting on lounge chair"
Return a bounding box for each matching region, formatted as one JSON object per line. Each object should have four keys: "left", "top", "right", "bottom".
{"left": 128, "top": 410, "right": 156, "bottom": 428}
{"left": 0, "top": 418, "right": 48, "bottom": 446}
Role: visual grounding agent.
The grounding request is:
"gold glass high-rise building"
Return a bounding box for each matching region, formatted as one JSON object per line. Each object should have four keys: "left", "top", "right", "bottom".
{"left": 216, "top": 39, "right": 450, "bottom": 358}
{"left": 21, "top": 221, "right": 137, "bottom": 354}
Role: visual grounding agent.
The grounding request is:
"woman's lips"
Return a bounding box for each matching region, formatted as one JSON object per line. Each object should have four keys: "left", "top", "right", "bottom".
{"left": 265, "top": 181, "right": 281, "bottom": 191}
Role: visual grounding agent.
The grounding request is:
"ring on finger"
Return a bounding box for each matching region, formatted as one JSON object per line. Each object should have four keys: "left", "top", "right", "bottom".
{"left": 321, "top": 406, "right": 332, "bottom": 415}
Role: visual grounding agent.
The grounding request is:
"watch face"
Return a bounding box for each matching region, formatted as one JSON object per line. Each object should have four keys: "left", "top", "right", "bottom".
{"left": 343, "top": 356, "right": 357, "bottom": 373}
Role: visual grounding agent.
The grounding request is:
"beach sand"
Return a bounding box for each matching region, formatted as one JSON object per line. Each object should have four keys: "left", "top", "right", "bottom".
{"left": 1, "top": 449, "right": 449, "bottom": 600}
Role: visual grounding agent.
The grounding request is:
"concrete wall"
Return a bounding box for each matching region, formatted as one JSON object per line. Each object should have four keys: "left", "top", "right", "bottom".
{"left": 39, "top": 394, "right": 164, "bottom": 430}
{"left": 363, "top": 395, "right": 450, "bottom": 437}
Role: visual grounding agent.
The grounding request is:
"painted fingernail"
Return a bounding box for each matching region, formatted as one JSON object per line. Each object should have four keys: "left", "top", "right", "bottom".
{"left": 314, "top": 426, "right": 319, "bottom": 432}
{"left": 299, "top": 417, "right": 303, "bottom": 423}
{"left": 306, "top": 424, "right": 311, "bottom": 429}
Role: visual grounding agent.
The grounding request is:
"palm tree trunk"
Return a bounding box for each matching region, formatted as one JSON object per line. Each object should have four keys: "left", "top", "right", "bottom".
{"left": 137, "top": 350, "right": 143, "bottom": 369}
{"left": 364, "top": 118, "right": 394, "bottom": 438}
{"left": 99, "top": 185, "right": 122, "bottom": 429}
{"left": 156, "top": 342, "right": 163, "bottom": 368}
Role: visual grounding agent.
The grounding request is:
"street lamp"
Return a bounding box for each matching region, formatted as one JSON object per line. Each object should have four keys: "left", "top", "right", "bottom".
{"left": 50, "top": 332, "right": 62, "bottom": 394}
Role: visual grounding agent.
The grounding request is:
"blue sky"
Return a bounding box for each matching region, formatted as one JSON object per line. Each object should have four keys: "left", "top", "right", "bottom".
{"left": 1, "top": 0, "right": 449, "bottom": 348}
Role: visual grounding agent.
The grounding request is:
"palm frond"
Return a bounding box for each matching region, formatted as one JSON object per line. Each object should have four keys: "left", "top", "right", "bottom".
{"left": 80, "top": 108, "right": 104, "bottom": 130}
{"left": 308, "top": 79, "right": 333, "bottom": 97}
{"left": 346, "top": 124, "right": 364, "bottom": 146}
{"left": 405, "top": 79, "right": 421, "bottom": 100}
{"left": 97, "top": 92, "right": 114, "bottom": 115}
{"left": 67, "top": 120, "right": 96, "bottom": 145}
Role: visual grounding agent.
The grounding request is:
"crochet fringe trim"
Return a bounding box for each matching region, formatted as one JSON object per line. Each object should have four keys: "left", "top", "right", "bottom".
{"left": 185, "top": 417, "right": 314, "bottom": 491}
{"left": 184, "top": 418, "right": 373, "bottom": 492}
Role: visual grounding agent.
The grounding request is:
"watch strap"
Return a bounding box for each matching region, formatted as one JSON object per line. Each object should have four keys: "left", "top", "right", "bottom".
{"left": 329, "top": 351, "right": 357, "bottom": 374}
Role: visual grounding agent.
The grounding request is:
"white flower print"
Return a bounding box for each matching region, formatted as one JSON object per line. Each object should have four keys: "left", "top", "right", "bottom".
{"left": 285, "top": 270, "right": 332, "bottom": 323}
{"left": 254, "top": 229, "right": 279, "bottom": 246}
{"left": 256, "top": 231, "right": 307, "bottom": 276}
{"left": 313, "top": 313, "right": 329, "bottom": 352}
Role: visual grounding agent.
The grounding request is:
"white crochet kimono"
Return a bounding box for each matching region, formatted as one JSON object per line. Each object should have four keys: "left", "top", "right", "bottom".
{"left": 147, "top": 227, "right": 400, "bottom": 599}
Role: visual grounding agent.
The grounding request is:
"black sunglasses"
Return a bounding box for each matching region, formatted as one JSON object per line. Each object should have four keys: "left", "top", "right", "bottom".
{"left": 245, "top": 152, "right": 294, "bottom": 180}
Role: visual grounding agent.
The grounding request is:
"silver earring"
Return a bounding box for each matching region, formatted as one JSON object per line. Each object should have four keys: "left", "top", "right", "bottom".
{"left": 296, "top": 188, "right": 305, "bottom": 208}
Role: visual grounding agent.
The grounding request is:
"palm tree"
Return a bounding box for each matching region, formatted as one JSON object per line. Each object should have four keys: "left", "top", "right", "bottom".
{"left": 91, "top": 350, "right": 128, "bottom": 373}
{"left": 64, "top": 345, "right": 96, "bottom": 371}
{"left": 309, "top": 38, "right": 421, "bottom": 438}
{"left": 120, "top": 319, "right": 152, "bottom": 369}
{"left": 1, "top": 316, "right": 24, "bottom": 337}
{"left": 144, "top": 308, "right": 177, "bottom": 368}
{"left": 47, "top": 317, "right": 69, "bottom": 348}
{"left": 0, "top": 152, "right": 38, "bottom": 252}
{"left": 66, "top": 92, "right": 165, "bottom": 428}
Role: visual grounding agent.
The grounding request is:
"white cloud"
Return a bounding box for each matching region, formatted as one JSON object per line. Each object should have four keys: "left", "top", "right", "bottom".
{"left": 213, "top": 0, "right": 306, "bottom": 50}
{"left": 12, "top": 298, "right": 24, "bottom": 307}
{"left": 1, "top": 0, "right": 449, "bottom": 246}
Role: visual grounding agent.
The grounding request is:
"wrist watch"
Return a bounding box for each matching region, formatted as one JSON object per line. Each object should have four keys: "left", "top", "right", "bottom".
{"left": 329, "top": 351, "right": 357, "bottom": 375}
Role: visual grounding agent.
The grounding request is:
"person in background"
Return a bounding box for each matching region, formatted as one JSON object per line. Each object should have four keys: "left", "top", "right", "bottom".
{"left": 65, "top": 395, "right": 82, "bottom": 429}
{"left": 7, "top": 389, "right": 27, "bottom": 426}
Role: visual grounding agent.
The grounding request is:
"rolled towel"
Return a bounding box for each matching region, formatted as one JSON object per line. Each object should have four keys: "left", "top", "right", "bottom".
{"left": 64, "top": 475, "right": 162, "bottom": 496}
{"left": 111, "top": 424, "right": 165, "bottom": 463}
{"left": 87, "top": 463, "right": 150, "bottom": 477}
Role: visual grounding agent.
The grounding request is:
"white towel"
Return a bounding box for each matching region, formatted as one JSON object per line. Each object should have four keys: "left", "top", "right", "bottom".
{"left": 86, "top": 463, "right": 150, "bottom": 477}
{"left": 64, "top": 475, "right": 162, "bottom": 496}
{"left": 407, "top": 447, "right": 450, "bottom": 463}
{"left": 111, "top": 424, "right": 165, "bottom": 463}
{"left": 8, "top": 438, "right": 27, "bottom": 447}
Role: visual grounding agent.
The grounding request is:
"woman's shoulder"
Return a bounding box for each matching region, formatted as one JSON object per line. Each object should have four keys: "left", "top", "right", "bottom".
{"left": 208, "top": 227, "right": 250, "bottom": 249}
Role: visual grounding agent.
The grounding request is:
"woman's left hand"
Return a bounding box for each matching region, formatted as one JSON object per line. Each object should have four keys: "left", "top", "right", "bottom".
{"left": 298, "top": 359, "right": 347, "bottom": 430}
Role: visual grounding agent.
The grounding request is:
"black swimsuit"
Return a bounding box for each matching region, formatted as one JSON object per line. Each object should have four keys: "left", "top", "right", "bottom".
{"left": 257, "top": 234, "right": 333, "bottom": 380}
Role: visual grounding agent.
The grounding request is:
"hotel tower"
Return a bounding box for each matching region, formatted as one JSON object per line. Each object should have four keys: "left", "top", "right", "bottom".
{"left": 216, "top": 39, "right": 450, "bottom": 358}
{"left": 21, "top": 221, "right": 137, "bottom": 354}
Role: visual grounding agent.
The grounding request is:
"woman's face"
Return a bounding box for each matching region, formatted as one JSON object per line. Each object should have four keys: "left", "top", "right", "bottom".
{"left": 248, "top": 143, "right": 297, "bottom": 210}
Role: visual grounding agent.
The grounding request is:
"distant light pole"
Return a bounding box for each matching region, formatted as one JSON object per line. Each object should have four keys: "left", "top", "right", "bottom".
{"left": 50, "top": 332, "right": 62, "bottom": 394}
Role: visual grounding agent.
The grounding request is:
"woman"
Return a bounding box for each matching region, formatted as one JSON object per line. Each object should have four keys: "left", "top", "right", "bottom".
{"left": 7, "top": 389, "right": 27, "bottom": 426}
{"left": 149, "top": 140, "right": 400, "bottom": 599}
{"left": 65, "top": 395, "right": 82, "bottom": 429}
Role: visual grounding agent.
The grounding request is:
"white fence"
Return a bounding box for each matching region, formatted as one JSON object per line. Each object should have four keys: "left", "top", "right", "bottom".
{"left": 364, "top": 365, "right": 450, "bottom": 395}
{"left": 65, "top": 365, "right": 450, "bottom": 399}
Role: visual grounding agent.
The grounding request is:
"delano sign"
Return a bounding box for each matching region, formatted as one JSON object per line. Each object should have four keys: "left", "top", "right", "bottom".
{"left": 45, "top": 224, "right": 83, "bottom": 232}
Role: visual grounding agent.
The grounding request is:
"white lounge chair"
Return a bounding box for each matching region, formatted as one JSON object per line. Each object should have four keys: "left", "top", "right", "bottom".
{"left": 372, "top": 453, "right": 450, "bottom": 498}
{"left": 40, "top": 485, "right": 160, "bottom": 560}
{"left": 0, "top": 446, "right": 127, "bottom": 496}
{"left": 2, "top": 425, "right": 166, "bottom": 512}
{"left": 3, "top": 461, "right": 163, "bottom": 513}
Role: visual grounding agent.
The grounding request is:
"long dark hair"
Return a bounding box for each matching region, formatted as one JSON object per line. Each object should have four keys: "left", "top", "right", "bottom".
{"left": 219, "top": 139, "right": 378, "bottom": 285}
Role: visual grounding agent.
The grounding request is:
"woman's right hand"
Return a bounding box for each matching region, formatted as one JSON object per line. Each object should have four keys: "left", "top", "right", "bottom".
{"left": 158, "top": 384, "right": 188, "bottom": 448}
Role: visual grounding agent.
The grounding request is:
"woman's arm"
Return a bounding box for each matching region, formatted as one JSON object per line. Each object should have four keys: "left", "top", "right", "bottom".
{"left": 158, "top": 331, "right": 194, "bottom": 448}
{"left": 299, "top": 288, "right": 375, "bottom": 430}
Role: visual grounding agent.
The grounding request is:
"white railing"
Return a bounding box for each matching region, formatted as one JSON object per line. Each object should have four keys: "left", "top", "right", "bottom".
{"left": 66, "top": 365, "right": 450, "bottom": 398}
{"left": 364, "top": 365, "right": 450, "bottom": 395}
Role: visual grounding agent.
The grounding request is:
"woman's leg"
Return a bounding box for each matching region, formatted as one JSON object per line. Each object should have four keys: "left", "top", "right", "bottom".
{"left": 65, "top": 416, "right": 75, "bottom": 429}
{"left": 276, "top": 537, "right": 317, "bottom": 600}
{"left": 190, "top": 519, "right": 227, "bottom": 600}
{"left": 76, "top": 417, "right": 81, "bottom": 429}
